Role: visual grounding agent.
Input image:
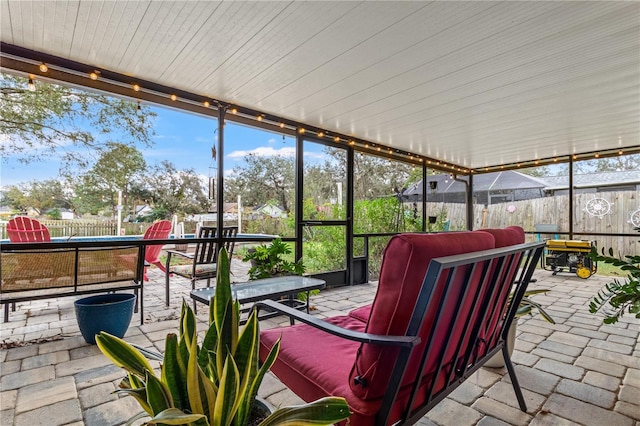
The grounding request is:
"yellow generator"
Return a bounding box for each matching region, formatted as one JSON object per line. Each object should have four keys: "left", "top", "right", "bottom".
{"left": 544, "top": 239, "right": 597, "bottom": 279}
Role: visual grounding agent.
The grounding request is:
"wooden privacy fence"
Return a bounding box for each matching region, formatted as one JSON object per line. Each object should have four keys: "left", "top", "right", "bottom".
{"left": 0, "top": 221, "right": 148, "bottom": 239}
{"left": 426, "top": 190, "right": 639, "bottom": 256}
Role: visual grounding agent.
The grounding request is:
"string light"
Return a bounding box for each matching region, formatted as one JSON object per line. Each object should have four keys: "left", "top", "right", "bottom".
{"left": 132, "top": 84, "right": 140, "bottom": 92}
{"left": 39, "top": 63, "right": 48, "bottom": 73}
{"left": 257, "top": 115, "right": 263, "bottom": 121}
{"left": 279, "top": 122, "right": 285, "bottom": 128}
{"left": 170, "top": 94, "right": 177, "bottom": 101}
{"left": 317, "top": 131, "right": 324, "bottom": 138}
{"left": 619, "top": 150, "right": 623, "bottom": 155}
{"left": 595, "top": 153, "right": 599, "bottom": 158}
{"left": 231, "top": 108, "right": 238, "bottom": 114}
{"left": 27, "top": 77, "right": 36, "bottom": 92}
{"left": 334, "top": 136, "right": 340, "bottom": 142}
{"left": 203, "top": 101, "right": 210, "bottom": 107}
{"left": 89, "top": 71, "right": 99, "bottom": 80}
{"left": 298, "top": 128, "right": 305, "bottom": 134}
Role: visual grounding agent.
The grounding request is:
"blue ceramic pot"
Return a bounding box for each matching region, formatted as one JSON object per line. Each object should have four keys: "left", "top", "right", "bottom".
{"left": 74, "top": 293, "right": 136, "bottom": 344}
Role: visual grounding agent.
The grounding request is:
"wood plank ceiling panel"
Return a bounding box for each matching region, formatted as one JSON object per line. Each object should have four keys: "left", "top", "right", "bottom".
{"left": 119, "top": 1, "right": 199, "bottom": 80}
{"left": 271, "top": 2, "right": 492, "bottom": 119}
{"left": 0, "top": 1, "right": 13, "bottom": 43}
{"left": 214, "top": 1, "right": 361, "bottom": 105}
{"left": 165, "top": 1, "right": 289, "bottom": 94}
{"left": 228, "top": 1, "right": 426, "bottom": 113}
{"left": 1, "top": 1, "right": 638, "bottom": 169}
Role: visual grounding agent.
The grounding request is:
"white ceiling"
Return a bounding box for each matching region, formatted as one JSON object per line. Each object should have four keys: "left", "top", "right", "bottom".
{"left": 1, "top": 1, "right": 639, "bottom": 169}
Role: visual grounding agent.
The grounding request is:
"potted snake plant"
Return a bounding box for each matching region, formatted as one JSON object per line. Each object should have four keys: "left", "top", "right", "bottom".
{"left": 96, "top": 248, "right": 351, "bottom": 425}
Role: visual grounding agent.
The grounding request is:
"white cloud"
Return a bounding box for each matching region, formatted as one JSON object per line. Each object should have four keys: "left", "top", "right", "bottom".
{"left": 227, "top": 146, "right": 295, "bottom": 158}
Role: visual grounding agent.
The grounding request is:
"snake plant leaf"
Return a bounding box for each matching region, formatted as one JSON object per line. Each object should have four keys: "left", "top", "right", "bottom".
{"left": 187, "top": 334, "right": 217, "bottom": 419}
{"left": 214, "top": 248, "right": 238, "bottom": 355}
{"left": 240, "top": 337, "right": 281, "bottom": 426}
{"left": 182, "top": 300, "right": 198, "bottom": 354}
{"left": 213, "top": 355, "right": 241, "bottom": 426}
{"left": 125, "top": 410, "right": 153, "bottom": 426}
{"left": 144, "top": 408, "right": 207, "bottom": 425}
{"left": 162, "top": 333, "right": 188, "bottom": 411}
{"left": 259, "top": 397, "right": 351, "bottom": 426}
{"left": 96, "top": 332, "right": 155, "bottom": 379}
{"left": 235, "top": 309, "right": 259, "bottom": 389}
{"left": 126, "top": 371, "right": 144, "bottom": 389}
{"left": 114, "top": 387, "right": 152, "bottom": 415}
{"left": 206, "top": 349, "right": 220, "bottom": 384}
{"left": 216, "top": 302, "right": 235, "bottom": 381}
{"left": 146, "top": 371, "right": 174, "bottom": 415}
{"left": 199, "top": 320, "right": 219, "bottom": 370}
{"left": 233, "top": 312, "right": 260, "bottom": 426}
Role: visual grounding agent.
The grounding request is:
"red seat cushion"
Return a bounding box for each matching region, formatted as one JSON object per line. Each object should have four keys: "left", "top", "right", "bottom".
{"left": 260, "top": 315, "right": 382, "bottom": 424}
{"left": 348, "top": 305, "right": 372, "bottom": 323}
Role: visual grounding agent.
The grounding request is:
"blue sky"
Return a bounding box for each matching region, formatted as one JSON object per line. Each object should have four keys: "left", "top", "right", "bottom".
{"left": 1, "top": 104, "right": 305, "bottom": 188}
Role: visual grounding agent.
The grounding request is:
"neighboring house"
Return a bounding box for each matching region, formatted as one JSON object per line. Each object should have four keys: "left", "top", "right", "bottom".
{"left": 255, "top": 203, "right": 287, "bottom": 218}
{"left": 189, "top": 203, "right": 238, "bottom": 222}
{"left": 542, "top": 170, "right": 640, "bottom": 195}
{"left": 403, "top": 171, "right": 548, "bottom": 205}
{"left": 0, "top": 206, "right": 16, "bottom": 218}
{"left": 124, "top": 205, "right": 153, "bottom": 222}
{"left": 403, "top": 170, "right": 640, "bottom": 204}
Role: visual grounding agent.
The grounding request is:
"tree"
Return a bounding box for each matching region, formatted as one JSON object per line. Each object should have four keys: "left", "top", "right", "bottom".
{"left": 225, "top": 154, "right": 295, "bottom": 212}
{"left": 0, "top": 73, "right": 156, "bottom": 170}
{"left": 352, "top": 151, "right": 412, "bottom": 199}
{"left": 145, "top": 161, "right": 209, "bottom": 218}
{"left": 77, "top": 143, "right": 146, "bottom": 217}
{"left": 576, "top": 154, "right": 640, "bottom": 173}
{"left": 2, "top": 179, "right": 74, "bottom": 215}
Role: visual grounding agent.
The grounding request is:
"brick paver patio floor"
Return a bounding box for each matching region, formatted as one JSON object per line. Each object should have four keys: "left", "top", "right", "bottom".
{"left": 1, "top": 258, "right": 638, "bottom": 425}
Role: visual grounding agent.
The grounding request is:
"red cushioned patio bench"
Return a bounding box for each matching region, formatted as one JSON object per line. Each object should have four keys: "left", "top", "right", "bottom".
{"left": 255, "top": 231, "right": 544, "bottom": 425}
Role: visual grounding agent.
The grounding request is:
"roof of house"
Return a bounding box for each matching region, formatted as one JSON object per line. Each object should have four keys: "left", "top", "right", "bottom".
{"left": 542, "top": 170, "right": 640, "bottom": 190}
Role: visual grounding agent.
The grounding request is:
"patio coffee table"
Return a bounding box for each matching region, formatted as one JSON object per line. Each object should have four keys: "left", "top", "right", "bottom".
{"left": 190, "top": 276, "right": 326, "bottom": 324}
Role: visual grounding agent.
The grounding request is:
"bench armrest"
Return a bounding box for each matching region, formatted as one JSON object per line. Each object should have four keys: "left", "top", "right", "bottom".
{"left": 253, "top": 299, "right": 420, "bottom": 348}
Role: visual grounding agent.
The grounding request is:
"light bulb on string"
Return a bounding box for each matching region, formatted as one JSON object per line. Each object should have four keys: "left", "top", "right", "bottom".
{"left": 39, "top": 63, "right": 48, "bottom": 73}
{"left": 28, "top": 76, "right": 36, "bottom": 92}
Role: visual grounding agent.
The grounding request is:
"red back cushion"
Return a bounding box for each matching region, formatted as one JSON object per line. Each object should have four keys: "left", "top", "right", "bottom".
{"left": 478, "top": 226, "right": 525, "bottom": 248}
{"left": 349, "top": 232, "right": 495, "bottom": 400}
{"left": 474, "top": 226, "right": 526, "bottom": 355}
